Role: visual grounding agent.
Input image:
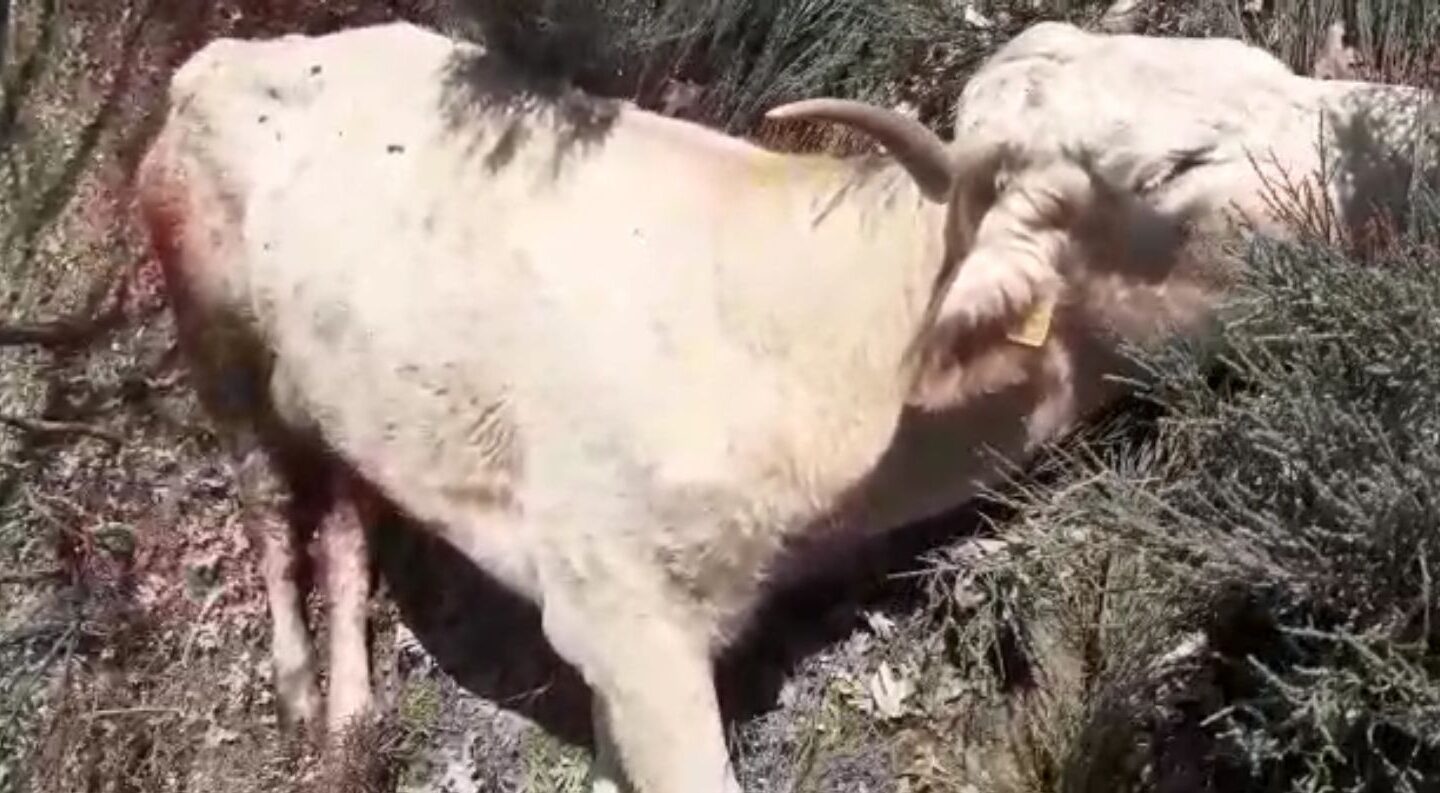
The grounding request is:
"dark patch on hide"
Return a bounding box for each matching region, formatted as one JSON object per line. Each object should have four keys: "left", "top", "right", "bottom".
{"left": 483, "top": 118, "right": 528, "bottom": 173}
{"left": 311, "top": 300, "right": 351, "bottom": 347}
{"left": 435, "top": 43, "right": 620, "bottom": 182}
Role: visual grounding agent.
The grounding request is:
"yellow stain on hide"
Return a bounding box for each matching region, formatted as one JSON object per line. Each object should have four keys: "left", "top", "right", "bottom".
{"left": 741, "top": 154, "right": 793, "bottom": 188}
{"left": 1006, "top": 294, "right": 1057, "bottom": 348}
{"left": 738, "top": 152, "right": 847, "bottom": 190}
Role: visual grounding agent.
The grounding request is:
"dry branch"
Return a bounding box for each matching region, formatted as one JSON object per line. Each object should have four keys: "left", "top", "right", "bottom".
{"left": 84, "top": 707, "right": 183, "bottom": 721}
{"left": 0, "top": 276, "right": 131, "bottom": 350}
{"left": 0, "top": 413, "right": 123, "bottom": 446}
{"left": 0, "top": 569, "right": 65, "bottom": 585}
{"left": 0, "top": 316, "right": 108, "bottom": 347}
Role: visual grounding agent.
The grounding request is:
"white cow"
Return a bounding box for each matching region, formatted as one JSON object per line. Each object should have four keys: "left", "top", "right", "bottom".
{"left": 134, "top": 19, "right": 1432, "bottom": 793}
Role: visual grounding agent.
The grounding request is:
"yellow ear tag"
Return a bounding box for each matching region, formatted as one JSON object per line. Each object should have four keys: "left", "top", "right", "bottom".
{"left": 1006, "top": 294, "right": 1057, "bottom": 348}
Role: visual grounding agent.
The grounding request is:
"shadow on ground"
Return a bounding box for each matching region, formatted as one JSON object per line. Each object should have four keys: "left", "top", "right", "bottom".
{"left": 370, "top": 501, "right": 991, "bottom": 750}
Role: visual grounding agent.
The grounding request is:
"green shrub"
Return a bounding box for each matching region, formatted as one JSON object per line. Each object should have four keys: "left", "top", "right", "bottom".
{"left": 958, "top": 181, "right": 1440, "bottom": 791}
{"left": 454, "top": 0, "right": 1115, "bottom": 134}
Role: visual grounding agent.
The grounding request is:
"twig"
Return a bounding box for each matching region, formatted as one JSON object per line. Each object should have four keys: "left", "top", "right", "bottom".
{"left": 180, "top": 585, "right": 226, "bottom": 666}
{"left": 0, "top": 317, "right": 101, "bottom": 347}
{"left": 0, "top": 302, "right": 125, "bottom": 349}
{"left": 84, "top": 706, "right": 183, "bottom": 720}
{"left": 0, "top": 568, "right": 65, "bottom": 585}
{"left": 1081, "top": 549, "right": 1114, "bottom": 695}
{"left": 0, "top": 269, "right": 131, "bottom": 350}
{"left": 0, "top": 413, "right": 123, "bottom": 446}
{"left": 0, "top": 623, "right": 76, "bottom": 738}
{"left": 0, "top": 621, "right": 68, "bottom": 649}
{"left": 0, "top": 0, "right": 10, "bottom": 76}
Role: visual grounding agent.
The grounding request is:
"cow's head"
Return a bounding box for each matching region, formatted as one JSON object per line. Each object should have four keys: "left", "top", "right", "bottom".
{"left": 764, "top": 98, "right": 1229, "bottom": 404}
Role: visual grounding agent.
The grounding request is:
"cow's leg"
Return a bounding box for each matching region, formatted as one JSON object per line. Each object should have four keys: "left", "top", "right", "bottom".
{"left": 587, "top": 696, "right": 628, "bottom": 793}
{"left": 235, "top": 444, "right": 322, "bottom": 729}
{"left": 322, "top": 471, "right": 375, "bottom": 736}
{"left": 541, "top": 573, "right": 739, "bottom": 793}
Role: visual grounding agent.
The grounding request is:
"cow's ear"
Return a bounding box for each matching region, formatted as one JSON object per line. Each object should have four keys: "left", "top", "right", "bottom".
{"left": 765, "top": 98, "right": 955, "bottom": 202}
{"left": 928, "top": 160, "right": 1090, "bottom": 346}
{"left": 906, "top": 307, "right": 1048, "bottom": 411}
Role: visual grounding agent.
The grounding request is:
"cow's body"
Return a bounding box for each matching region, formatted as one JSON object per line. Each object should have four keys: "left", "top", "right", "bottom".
{"left": 136, "top": 20, "right": 1433, "bottom": 793}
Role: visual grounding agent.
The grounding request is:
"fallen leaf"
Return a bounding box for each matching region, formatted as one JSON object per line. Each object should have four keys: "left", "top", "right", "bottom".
{"left": 868, "top": 661, "right": 913, "bottom": 720}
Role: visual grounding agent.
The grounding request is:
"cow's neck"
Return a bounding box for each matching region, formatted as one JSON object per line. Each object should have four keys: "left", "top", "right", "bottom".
{"left": 711, "top": 156, "right": 962, "bottom": 533}
{"left": 715, "top": 155, "right": 952, "bottom": 383}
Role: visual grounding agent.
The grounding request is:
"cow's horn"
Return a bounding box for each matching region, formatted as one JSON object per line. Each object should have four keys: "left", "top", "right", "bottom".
{"left": 766, "top": 98, "right": 954, "bottom": 202}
